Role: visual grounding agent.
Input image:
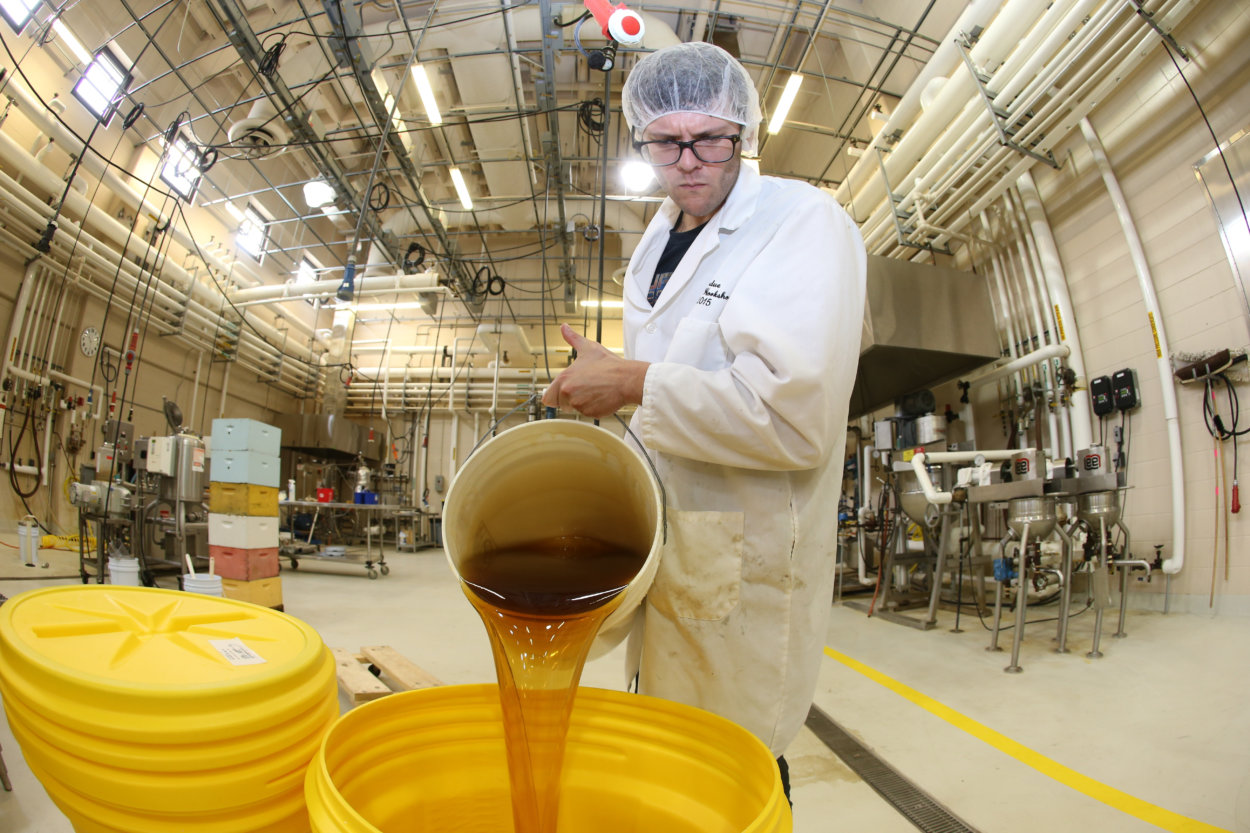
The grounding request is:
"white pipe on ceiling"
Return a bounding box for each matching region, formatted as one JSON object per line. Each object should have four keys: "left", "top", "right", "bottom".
{"left": 0, "top": 175, "right": 321, "bottom": 396}
{"left": 836, "top": 0, "right": 1023, "bottom": 209}
{"left": 837, "top": 0, "right": 1051, "bottom": 220}
{"left": 925, "top": 0, "right": 1197, "bottom": 246}
{"left": 0, "top": 73, "right": 322, "bottom": 344}
{"left": 0, "top": 116, "right": 323, "bottom": 393}
{"left": 849, "top": 0, "right": 1194, "bottom": 258}
{"left": 228, "top": 271, "right": 443, "bottom": 304}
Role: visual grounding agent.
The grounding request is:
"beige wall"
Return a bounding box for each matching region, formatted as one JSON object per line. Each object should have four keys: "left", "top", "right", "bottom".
{"left": 1027, "top": 2, "right": 1250, "bottom": 613}
{"left": 0, "top": 239, "right": 299, "bottom": 538}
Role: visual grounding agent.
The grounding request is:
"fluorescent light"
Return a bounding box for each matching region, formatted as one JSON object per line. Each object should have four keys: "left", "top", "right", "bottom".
{"left": 51, "top": 19, "right": 91, "bottom": 65}
{"left": 580, "top": 299, "right": 623, "bottom": 308}
{"left": 767, "top": 73, "right": 804, "bottom": 135}
{"left": 621, "top": 160, "right": 655, "bottom": 192}
{"left": 303, "top": 178, "right": 336, "bottom": 208}
{"left": 383, "top": 92, "right": 404, "bottom": 131}
{"left": 449, "top": 167, "right": 473, "bottom": 210}
{"left": 224, "top": 202, "right": 245, "bottom": 221}
{"left": 411, "top": 64, "right": 442, "bottom": 125}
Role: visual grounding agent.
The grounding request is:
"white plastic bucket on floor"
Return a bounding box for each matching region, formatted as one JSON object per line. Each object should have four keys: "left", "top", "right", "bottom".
{"left": 17, "top": 516, "right": 40, "bottom": 566}
{"left": 108, "top": 557, "right": 142, "bottom": 586}
{"left": 183, "top": 574, "right": 224, "bottom": 596}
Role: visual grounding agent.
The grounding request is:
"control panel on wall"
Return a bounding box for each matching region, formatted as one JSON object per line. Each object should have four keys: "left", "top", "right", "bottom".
{"left": 1090, "top": 375, "right": 1114, "bottom": 416}
{"left": 1111, "top": 368, "right": 1139, "bottom": 411}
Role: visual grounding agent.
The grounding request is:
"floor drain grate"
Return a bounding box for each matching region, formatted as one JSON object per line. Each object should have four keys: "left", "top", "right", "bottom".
{"left": 805, "top": 704, "right": 982, "bottom": 833}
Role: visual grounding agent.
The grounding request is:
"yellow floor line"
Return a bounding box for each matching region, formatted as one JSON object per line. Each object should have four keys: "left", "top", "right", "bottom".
{"left": 824, "top": 646, "right": 1231, "bottom": 833}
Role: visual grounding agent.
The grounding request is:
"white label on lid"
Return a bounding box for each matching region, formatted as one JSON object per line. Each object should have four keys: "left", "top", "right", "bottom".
{"left": 210, "top": 638, "right": 267, "bottom": 665}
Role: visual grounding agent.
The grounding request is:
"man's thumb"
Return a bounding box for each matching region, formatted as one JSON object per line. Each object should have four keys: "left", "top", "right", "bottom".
{"left": 560, "top": 323, "right": 588, "bottom": 350}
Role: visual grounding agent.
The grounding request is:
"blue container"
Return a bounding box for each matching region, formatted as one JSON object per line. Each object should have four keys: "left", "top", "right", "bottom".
{"left": 211, "top": 419, "right": 282, "bottom": 456}
{"left": 210, "top": 450, "right": 280, "bottom": 488}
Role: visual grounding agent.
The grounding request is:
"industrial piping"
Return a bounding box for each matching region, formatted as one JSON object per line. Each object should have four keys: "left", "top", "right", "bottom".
{"left": 1079, "top": 118, "right": 1185, "bottom": 575}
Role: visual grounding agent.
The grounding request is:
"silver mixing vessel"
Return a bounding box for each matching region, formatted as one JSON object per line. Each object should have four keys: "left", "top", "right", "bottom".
{"left": 1006, "top": 497, "right": 1056, "bottom": 540}
{"left": 1077, "top": 490, "right": 1121, "bottom": 527}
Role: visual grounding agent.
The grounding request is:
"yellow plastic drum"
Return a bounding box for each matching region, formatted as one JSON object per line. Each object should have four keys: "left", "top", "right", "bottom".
{"left": 306, "top": 684, "right": 792, "bottom": 833}
{"left": 0, "top": 585, "right": 338, "bottom": 833}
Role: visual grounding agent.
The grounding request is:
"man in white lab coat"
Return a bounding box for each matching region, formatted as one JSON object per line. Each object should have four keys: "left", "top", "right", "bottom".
{"left": 543, "top": 41, "right": 866, "bottom": 800}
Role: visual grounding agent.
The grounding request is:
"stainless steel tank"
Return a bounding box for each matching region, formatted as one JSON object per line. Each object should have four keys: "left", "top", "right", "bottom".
{"left": 171, "top": 434, "right": 206, "bottom": 502}
{"left": 896, "top": 466, "right": 943, "bottom": 525}
{"left": 1077, "top": 490, "right": 1120, "bottom": 527}
{"left": 1006, "top": 496, "right": 1056, "bottom": 540}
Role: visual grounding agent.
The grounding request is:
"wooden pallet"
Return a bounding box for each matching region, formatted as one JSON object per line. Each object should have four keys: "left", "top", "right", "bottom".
{"left": 332, "top": 645, "right": 443, "bottom": 705}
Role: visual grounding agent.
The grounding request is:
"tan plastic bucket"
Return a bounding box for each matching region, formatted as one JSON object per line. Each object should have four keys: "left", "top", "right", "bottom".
{"left": 442, "top": 419, "right": 664, "bottom": 638}
{"left": 0, "top": 585, "right": 337, "bottom": 833}
{"left": 305, "top": 684, "right": 792, "bottom": 833}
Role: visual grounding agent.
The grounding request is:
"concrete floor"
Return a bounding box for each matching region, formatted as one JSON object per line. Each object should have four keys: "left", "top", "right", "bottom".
{"left": 1, "top": 545, "right": 1247, "bottom": 832}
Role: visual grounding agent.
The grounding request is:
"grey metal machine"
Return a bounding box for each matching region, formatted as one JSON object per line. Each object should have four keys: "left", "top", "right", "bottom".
{"left": 69, "top": 401, "right": 209, "bottom": 584}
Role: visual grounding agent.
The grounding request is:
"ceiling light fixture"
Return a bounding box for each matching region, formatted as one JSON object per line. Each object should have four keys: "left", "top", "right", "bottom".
{"left": 51, "top": 19, "right": 92, "bottom": 66}
{"left": 449, "top": 167, "right": 473, "bottom": 210}
{"left": 580, "top": 299, "right": 624, "bottom": 308}
{"left": 767, "top": 73, "right": 804, "bottom": 135}
{"left": 621, "top": 160, "right": 655, "bottom": 192}
{"left": 303, "top": 177, "right": 336, "bottom": 208}
{"left": 410, "top": 64, "right": 442, "bottom": 125}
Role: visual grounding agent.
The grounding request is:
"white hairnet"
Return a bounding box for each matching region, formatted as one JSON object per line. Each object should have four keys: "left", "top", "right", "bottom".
{"left": 621, "top": 42, "right": 762, "bottom": 157}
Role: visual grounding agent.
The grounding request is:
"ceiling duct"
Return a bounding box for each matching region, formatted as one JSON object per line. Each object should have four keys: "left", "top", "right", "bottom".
{"left": 850, "top": 256, "right": 1001, "bottom": 419}
{"left": 225, "top": 97, "right": 293, "bottom": 160}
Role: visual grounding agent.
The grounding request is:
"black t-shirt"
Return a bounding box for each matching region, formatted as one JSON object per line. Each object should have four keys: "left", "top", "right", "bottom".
{"left": 647, "top": 219, "right": 708, "bottom": 306}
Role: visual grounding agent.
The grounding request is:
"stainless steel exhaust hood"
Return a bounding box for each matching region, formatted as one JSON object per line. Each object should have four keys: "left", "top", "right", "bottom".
{"left": 273, "top": 413, "right": 364, "bottom": 459}
{"left": 850, "top": 256, "right": 1002, "bottom": 419}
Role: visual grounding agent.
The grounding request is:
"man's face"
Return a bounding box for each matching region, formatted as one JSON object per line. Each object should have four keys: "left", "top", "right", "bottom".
{"left": 641, "top": 112, "right": 742, "bottom": 230}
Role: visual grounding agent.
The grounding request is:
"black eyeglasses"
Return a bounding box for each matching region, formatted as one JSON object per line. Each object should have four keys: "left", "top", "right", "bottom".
{"left": 633, "top": 135, "right": 741, "bottom": 166}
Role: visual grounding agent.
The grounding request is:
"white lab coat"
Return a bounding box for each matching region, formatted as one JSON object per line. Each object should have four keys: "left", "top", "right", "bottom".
{"left": 623, "top": 164, "right": 866, "bottom": 756}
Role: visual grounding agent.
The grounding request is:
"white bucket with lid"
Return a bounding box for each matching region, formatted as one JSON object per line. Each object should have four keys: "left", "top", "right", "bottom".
{"left": 108, "top": 557, "right": 142, "bottom": 586}
{"left": 183, "top": 573, "right": 224, "bottom": 596}
{"left": 442, "top": 419, "right": 664, "bottom": 645}
{"left": 17, "top": 516, "right": 40, "bottom": 567}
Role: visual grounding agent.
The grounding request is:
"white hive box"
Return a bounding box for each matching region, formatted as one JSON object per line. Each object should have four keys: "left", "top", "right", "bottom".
{"left": 208, "top": 513, "right": 280, "bottom": 549}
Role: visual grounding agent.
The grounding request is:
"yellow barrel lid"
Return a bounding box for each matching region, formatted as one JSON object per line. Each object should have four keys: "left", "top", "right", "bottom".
{"left": 1, "top": 675, "right": 337, "bottom": 771}
{"left": 0, "top": 586, "right": 332, "bottom": 740}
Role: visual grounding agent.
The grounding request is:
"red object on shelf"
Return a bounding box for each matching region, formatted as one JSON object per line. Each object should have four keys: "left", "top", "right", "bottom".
{"left": 316, "top": 488, "right": 334, "bottom": 503}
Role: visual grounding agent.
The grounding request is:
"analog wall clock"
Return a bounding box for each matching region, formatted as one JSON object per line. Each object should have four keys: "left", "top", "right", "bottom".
{"left": 79, "top": 326, "right": 101, "bottom": 357}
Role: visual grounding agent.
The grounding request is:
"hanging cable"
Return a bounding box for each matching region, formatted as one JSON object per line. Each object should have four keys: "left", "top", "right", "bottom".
{"left": 1159, "top": 42, "right": 1250, "bottom": 249}
{"left": 258, "top": 32, "right": 287, "bottom": 78}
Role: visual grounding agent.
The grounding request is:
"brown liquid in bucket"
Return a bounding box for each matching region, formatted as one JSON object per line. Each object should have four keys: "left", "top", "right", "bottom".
{"left": 461, "top": 535, "right": 646, "bottom": 833}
